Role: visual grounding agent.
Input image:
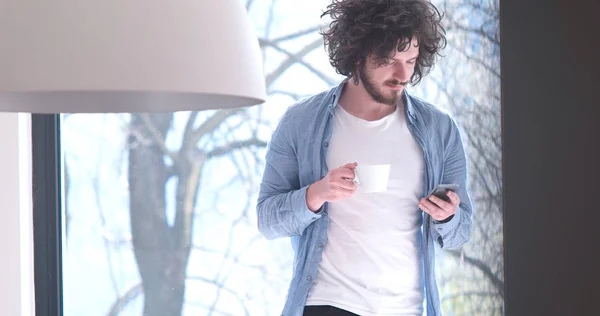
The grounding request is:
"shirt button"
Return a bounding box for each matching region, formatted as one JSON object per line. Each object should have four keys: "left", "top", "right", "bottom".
{"left": 318, "top": 243, "right": 324, "bottom": 248}
{"left": 323, "top": 142, "right": 329, "bottom": 147}
{"left": 307, "top": 275, "right": 313, "bottom": 281}
{"left": 312, "top": 217, "right": 317, "bottom": 221}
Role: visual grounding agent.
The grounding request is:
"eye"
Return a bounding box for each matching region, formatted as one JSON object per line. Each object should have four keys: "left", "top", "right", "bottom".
{"left": 380, "top": 59, "right": 395, "bottom": 67}
{"left": 407, "top": 59, "right": 417, "bottom": 65}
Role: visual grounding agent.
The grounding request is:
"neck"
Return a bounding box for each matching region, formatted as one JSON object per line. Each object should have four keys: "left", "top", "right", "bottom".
{"left": 338, "top": 78, "right": 401, "bottom": 121}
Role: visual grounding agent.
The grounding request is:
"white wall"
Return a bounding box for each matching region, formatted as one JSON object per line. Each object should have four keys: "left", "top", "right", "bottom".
{"left": 0, "top": 113, "right": 34, "bottom": 316}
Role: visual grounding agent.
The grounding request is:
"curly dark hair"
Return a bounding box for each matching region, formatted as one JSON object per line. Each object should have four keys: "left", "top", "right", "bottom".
{"left": 320, "top": 0, "right": 447, "bottom": 86}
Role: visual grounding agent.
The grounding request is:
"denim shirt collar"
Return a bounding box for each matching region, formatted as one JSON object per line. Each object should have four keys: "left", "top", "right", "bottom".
{"left": 329, "top": 79, "right": 418, "bottom": 124}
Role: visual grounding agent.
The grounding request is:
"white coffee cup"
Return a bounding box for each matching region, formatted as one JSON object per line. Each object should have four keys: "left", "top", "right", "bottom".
{"left": 353, "top": 164, "right": 391, "bottom": 193}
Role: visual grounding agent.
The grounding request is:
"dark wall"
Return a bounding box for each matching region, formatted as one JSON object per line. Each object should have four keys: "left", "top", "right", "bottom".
{"left": 502, "top": 0, "right": 600, "bottom": 314}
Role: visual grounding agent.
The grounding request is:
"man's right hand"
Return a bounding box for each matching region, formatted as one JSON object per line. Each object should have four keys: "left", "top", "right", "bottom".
{"left": 306, "top": 162, "right": 358, "bottom": 212}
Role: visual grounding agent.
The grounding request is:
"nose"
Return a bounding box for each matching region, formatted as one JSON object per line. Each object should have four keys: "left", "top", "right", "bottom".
{"left": 393, "top": 63, "right": 411, "bottom": 83}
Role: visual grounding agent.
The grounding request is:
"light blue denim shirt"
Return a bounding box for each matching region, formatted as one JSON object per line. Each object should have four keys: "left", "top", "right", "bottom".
{"left": 257, "top": 80, "right": 474, "bottom": 316}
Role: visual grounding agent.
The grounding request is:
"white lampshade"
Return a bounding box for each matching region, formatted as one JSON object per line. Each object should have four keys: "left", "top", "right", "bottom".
{"left": 0, "top": 0, "right": 266, "bottom": 113}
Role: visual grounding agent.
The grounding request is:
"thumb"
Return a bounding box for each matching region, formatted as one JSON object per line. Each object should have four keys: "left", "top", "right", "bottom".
{"left": 344, "top": 162, "right": 358, "bottom": 169}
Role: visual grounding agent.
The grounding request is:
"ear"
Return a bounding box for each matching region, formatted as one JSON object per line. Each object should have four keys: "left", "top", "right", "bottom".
{"left": 351, "top": 58, "right": 365, "bottom": 85}
{"left": 355, "top": 56, "right": 366, "bottom": 68}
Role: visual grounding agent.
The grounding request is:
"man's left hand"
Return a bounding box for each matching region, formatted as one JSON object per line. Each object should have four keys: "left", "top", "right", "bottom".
{"left": 419, "top": 190, "right": 460, "bottom": 222}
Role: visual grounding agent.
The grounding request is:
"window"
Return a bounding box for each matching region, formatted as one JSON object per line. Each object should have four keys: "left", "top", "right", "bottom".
{"left": 34, "top": 0, "right": 502, "bottom": 315}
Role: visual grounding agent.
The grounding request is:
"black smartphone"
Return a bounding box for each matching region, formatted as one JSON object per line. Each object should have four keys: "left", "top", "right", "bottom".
{"left": 427, "top": 184, "right": 459, "bottom": 202}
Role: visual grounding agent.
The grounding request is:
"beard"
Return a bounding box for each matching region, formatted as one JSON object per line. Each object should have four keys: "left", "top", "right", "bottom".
{"left": 358, "top": 65, "right": 407, "bottom": 106}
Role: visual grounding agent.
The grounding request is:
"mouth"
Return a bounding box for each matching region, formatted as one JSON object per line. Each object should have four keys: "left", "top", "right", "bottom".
{"left": 386, "top": 83, "right": 404, "bottom": 90}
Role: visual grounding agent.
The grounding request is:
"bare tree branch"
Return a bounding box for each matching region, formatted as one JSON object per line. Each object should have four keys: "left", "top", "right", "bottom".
{"left": 245, "top": 0, "right": 256, "bottom": 11}
{"left": 206, "top": 176, "right": 263, "bottom": 315}
{"left": 207, "top": 139, "right": 268, "bottom": 159}
{"left": 181, "top": 111, "right": 199, "bottom": 150}
{"left": 446, "top": 249, "right": 504, "bottom": 296}
{"left": 270, "top": 24, "right": 327, "bottom": 43}
{"left": 140, "top": 113, "right": 178, "bottom": 162}
{"left": 265, "top": 38, "right": 325, "bottom": 85}
{"left": 446, "top": 43, "right": 501, "bottom": 79}
{"left": 442, "top": 290, "right": 502, "bottom": 301}
{"left": 260, "top": 38, "right": 336, "bottom": 86}
{"left": 91, "top": 116, "right": 120, "bottom": 297}
{"left": 187, "top": 275, "right": 251, "bottom": 316}
{"left": 457, "top": 0, "right": 499, "bottom": 22}
{"left": 262, "top": 0, "right": 277, "bottom": 65}
{"left": 107, "top": 283, "right": 143, "bottom": 316}
{"left": 184, "top": 300, "right": 238, "bottom": 316}
{"left": 188, "top": 109, "right": 244, "bottom": 151}
{"left": 269, "top": 90, "right": 310, "bottom": 101}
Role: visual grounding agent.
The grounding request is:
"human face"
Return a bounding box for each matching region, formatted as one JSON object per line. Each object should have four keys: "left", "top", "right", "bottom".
{"left": 358, "top": 38, "right": 419, "bottom": 106}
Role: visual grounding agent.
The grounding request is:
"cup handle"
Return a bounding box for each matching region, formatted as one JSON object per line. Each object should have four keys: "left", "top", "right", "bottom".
{"left": 353, "top": 169, "right": 360, "bottom": 186}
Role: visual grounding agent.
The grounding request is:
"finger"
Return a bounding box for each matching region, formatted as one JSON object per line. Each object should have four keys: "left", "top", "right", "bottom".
{"left": 339, "top": 162, "right": 358, "bottom": 170}
{"left": 420, "top": 198, "right": 447, "bottom": 219}
{"left": 418, "top": 199, "right": 435, "bottom": 216}
{"left": 335, "top": 168, "right": 356, "bottom": 180}
{"left": 446, "top": 190, "right": 461, "bottom": 206}
{"left": 428, "top": 194, "right": 452, "bottom": 211}
{"left": 334, "top": 178, "right": 358, "bottom": 190}
{"left": 421, "top": 198, "right": 443, "bottom": 212}
{"left": 343, "top": 162, "right": 358, "bottom": 170}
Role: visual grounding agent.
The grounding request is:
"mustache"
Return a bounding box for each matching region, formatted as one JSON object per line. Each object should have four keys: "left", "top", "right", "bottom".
{"left": 386, "top": 80, "right": 408, "bottom": 86}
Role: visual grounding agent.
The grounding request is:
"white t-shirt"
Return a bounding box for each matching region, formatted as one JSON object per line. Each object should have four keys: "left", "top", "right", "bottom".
{"left": 305, "top": 103, "right": 425, "bottom": 315}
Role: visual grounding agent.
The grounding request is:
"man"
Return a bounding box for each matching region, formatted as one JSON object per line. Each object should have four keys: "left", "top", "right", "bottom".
{"left": 257, "top": 0, "right": 474, "bottom": 315}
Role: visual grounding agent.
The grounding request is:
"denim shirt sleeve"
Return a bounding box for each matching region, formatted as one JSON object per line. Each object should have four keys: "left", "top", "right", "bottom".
{"left": 430, "top": 118, "right": 474, "bottom": 249}
{"left": 256, "top": 109, "right": 323, "bottom": 240}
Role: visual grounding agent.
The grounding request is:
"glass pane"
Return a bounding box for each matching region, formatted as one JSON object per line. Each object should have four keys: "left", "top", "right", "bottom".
{"left": 61, "top": 0, "right": 501, "bottom": 315}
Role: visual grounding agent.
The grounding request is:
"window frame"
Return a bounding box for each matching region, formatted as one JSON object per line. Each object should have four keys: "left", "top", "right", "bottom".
{"left": 31, "top": 114, "right": 63, "bottom": 315}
